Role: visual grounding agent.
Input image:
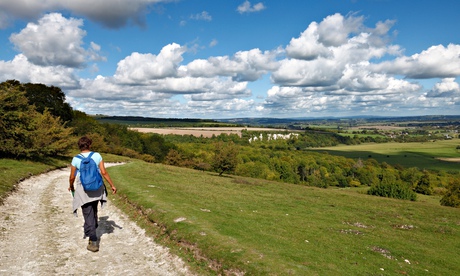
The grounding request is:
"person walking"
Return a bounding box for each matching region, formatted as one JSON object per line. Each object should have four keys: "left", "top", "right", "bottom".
{"left": 69, "top": 136, "right": 117, "bottom": 252}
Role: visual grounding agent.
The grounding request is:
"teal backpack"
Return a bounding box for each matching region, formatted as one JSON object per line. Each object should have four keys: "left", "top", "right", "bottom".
{"left": 75, "top": 152, "right": 103, "bottom": 191}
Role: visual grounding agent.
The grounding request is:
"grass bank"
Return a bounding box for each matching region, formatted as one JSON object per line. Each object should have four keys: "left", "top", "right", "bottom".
{"left": 0, "top": 157, "right": 68, "bottom": 203}
{"left": 108, "top": 161, "right": 460, "bottom": 275}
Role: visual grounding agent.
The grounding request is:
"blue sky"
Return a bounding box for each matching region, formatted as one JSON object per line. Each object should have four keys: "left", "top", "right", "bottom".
{"left": 1, "top": 0, "right": 459, "bottom": 119}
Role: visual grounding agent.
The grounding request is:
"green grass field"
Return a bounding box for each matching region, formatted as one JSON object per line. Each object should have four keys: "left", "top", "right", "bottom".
{"left": 308, "top": 140, "right": 460, "bottom": 172}
{"left": 107, "top": 161, "right": 460, "bottom": 275}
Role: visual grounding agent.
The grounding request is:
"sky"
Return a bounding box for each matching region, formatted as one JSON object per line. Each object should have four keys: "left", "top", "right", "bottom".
{"left": 0, "top": 0, "right": 459, "bottom": 119}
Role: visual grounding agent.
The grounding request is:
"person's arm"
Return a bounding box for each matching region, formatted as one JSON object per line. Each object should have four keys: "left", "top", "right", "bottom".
{"left": 99, "top": 160, "right": 117, "bottom": 194}
{"left": 69, "top": 166, "right": 77, "bottom": 192}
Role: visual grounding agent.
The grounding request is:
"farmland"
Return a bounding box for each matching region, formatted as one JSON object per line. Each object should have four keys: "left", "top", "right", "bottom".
{"left": 128, "top": 119, "right": 460, "bottom": 172}
{"left": 308, "top": 139, "right": 460, "bottom": 172}
{"left": 130, "top": 127, "right": 293, "bottom": 138}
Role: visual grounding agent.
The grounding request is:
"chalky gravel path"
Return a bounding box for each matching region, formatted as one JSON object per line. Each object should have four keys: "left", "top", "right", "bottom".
{"left": 0, "top": 165, "right": 194, "bottom": 275}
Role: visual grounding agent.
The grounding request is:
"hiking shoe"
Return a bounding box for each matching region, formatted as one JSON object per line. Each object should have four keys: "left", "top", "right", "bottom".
{"left": 87, "top": 240, "right": 99, "bottom": 252}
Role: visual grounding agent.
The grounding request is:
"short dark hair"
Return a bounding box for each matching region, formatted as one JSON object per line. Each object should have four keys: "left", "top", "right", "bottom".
{"left": 78, "top": 136, "right": 92, "bottom": 151}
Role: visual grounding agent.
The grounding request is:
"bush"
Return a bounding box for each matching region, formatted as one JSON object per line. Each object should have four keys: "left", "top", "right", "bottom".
{"left": 414, "top": 172, "right": 433, "bottom": 195}
{"left": 440, "top": 179, "right": 460, "bottom": 208}
{"left": 212, "top": 141, "right": 239, "bottom": 176}
{"left": 368, "top": 181, "right": 417, "bottom": 201}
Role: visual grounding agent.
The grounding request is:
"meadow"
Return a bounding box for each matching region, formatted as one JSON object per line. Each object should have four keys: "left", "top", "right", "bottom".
{"left": 308, "top": 139, "right": 460, "bottom": 172}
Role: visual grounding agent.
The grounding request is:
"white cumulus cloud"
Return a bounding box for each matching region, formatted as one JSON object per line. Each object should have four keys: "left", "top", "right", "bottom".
{"left": 371, "top": 44, "right": 460, "bottom": 79}
{"left": 0, "top": 54, "right": 79, "bottom": 88}
{"left": 9, "top": 13, "right": 102, "bottom": 68}
{"left": 190, "top": 11, "right": 212, "bottom": 21}
{"left": 427, "top": 78, "right": 460, "bottom": 98}
{"left": 237, "top": 1, "right": 266, "bottom": 14}
{"left": 185, "top": 48, "right": 280, "bottom": 81}
{"left": 114, "top": 43, "right": 186, "bottom": 84}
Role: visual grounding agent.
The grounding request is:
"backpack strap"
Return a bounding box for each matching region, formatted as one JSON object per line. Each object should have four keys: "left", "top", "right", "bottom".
{"left": 73, "top": 152, "right": 94, "bottom": 174}
{"left": 75, "top": 152, "right": 94, "bottom": 160}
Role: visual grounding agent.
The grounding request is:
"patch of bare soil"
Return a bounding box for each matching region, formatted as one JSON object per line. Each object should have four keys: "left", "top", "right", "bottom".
{"left": 436, "top": 157, "right": 460, "bottom": 163}
{"left": 0, "top": 165, "right": 195, "bottom": 275}
{"left": 130, "top": 127, "right": 293, "bottom": 138}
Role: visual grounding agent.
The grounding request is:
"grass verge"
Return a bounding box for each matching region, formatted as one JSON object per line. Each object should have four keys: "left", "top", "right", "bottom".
{"left": 0, "top": 157, "right": 68, "bottom": 204}
{"left": 107, "top": 161, "right": 460, "bottom": 275}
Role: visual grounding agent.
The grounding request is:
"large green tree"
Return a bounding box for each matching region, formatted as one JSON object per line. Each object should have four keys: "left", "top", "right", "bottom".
{"left": 4, "top": 80, "right": 73, "bottom": 122}
{"left": 212, "top": 141, "right": 239, "bottom": 176}
{"left": 440, "top": 179, "right": 460, "bottom": 208}
{"left": 24, "top": 82, "right": 73, "bottom": 122}
{"left": 0, "top": 82, "right": 73, "bottom": 158}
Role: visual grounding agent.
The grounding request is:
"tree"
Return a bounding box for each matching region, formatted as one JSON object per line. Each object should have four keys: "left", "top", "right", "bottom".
{"left": 400, "top": 167, "right": 423, "bottom": 187}
{"left": 271, "top": 157, "right": 298, "bottom": 183}
{"left": 0, "top": 82, "right": 73, "bottom": 158}
{"left": 141, "top": 133, "right": 176, "bottom": 162}
{"left": 27, "top": 109, "right": 74, "bottom": 156}
{"left": 414, "top": 171, "right": 433, "bottom": 195}
{"left": 212, "top": 141, "right": 239, "bottom": 176}
{"left": 23, "top": 82, "right": 73, "bottom": 122}
{"left": 0, "top": 82, "right": 35, "bottom": 157}
{"left": 68, "top": 110, "right": 106, "bottom": 136}
{"left": 440, "top": 179, "right": 460, "bottom": 208}
{"left": 4, "top": 80, "right": 73, "bottom": 122}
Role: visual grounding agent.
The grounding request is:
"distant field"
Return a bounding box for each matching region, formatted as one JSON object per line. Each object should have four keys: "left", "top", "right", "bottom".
{"left": 130, "top": 127, "right": 292, "bottom": 138}
{"left": 309, "top": 140, "right": 460, "bottom": 172}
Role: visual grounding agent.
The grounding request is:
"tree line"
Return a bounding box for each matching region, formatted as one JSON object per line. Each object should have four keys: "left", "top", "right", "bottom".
{"left": 0, "top": 80, "right": 175, "bottom": 162}
{"left": 1, "top": 80, "right": 459, "bottom": 207}
{"left": 164, "top": 135, "right": 459, "bottom": 201}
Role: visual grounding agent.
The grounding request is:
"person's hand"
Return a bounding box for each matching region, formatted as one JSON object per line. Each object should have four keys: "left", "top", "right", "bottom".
{"left": 68, "top": 185, "right": 74, "bottom": 192}
{"left": 111, "top": 186, "right": 117, "bottom": 194}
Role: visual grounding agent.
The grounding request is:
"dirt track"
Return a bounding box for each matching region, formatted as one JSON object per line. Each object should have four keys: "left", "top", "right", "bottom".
{"left": 0, "top": 165, "right": 195, "bottom": 275}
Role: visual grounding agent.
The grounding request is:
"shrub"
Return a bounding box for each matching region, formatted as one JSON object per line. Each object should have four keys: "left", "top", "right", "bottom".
{"left": 414, "top": 172, "right": 433, "bottom": 195}
{"left": 368, "top": 181, "right": 417, "bottom": 201}
{"left": 440, "top": 179, "right": 460, "bottom": 208}
{"left": 212, "top": 141, "right": 239, "bottom": 176}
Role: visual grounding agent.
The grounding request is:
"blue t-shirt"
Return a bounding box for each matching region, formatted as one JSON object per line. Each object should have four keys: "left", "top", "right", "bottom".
{"left": 71, "top": 152, "right": 103, "bottom": 171}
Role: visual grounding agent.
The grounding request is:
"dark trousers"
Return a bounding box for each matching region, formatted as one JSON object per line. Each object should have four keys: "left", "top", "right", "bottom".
{"left": 81, "top": 201, "right": 99, "bottom": 241}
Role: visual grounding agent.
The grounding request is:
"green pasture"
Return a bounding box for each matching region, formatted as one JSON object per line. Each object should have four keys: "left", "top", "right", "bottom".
{"left": 339, "top": 133, "right": 384, "bottom": 139}
{"left": 309, "top": 140, "right": 460, "bottom": 172}
{"left": 108, "top": 161, "right": 460, "bottom": 275}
